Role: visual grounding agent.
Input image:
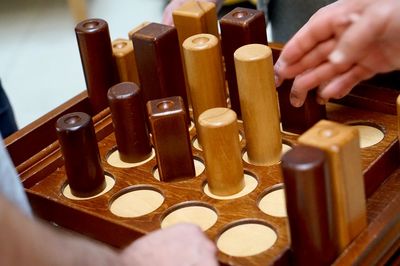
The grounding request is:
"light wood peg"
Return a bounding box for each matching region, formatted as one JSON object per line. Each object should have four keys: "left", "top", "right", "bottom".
{"left": 173, "top": 0, "right": 219, "bottom": 47}
{"left": 183, "top": 34, "right": 227, "bottom": 145}
{"left": 198, "top": 107, "right": 244, "bottom": 196}
{"left": 234, "top": 44, "right": 281, "bottom": 166}
{"left": 298, "top": 119, "right": 367, "bottom": 252}
{"left": 112, "top": 38, "right": 140, "bottom": 84}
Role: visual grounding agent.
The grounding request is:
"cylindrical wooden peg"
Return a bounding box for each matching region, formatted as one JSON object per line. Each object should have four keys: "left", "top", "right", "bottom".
{"left": 112, "top": 38, "right": 140, "bottom": 84}
{"left": 147, "top": 96, "right": 195, "bottom": 182}
{"left": 108, "top": 82, "right": 152, "bottom": 163}
{"left": 198, "top": 107, "right": 244, "bottom": 196}
{"left": 183, "top": 33, "right": 227, "bottom": 143}
{"left": 220, "top": 7, "right": 268, "bottom": 118}
{"left": 75, "top": 19, "right": 116, "bottom": 114}
{"left": 56, "top": 112, "right": 105, "bottom": 197}
{"left": 234, "top": 44, "right": 281, "bottom": 165}
{"left": 397, "top": 94, "right": 400, "bottom": 142}
{"left": 281, "top": 145, "right": 336, "bottom": 266}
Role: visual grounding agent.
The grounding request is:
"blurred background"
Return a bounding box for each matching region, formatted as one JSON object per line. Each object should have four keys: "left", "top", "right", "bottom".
{"left": 0, "top": 0, "right": 165, "bottom": 128}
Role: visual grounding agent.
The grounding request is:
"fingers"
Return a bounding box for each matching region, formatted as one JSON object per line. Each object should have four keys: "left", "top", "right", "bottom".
{"left": 328, "top": 3, "right": 389, "bottom": 66}
{"left": 276, "top": 39, "right": 336, "bottom": 83}
{"left": 318, "top": 64, "right": 375, "bottom": 101}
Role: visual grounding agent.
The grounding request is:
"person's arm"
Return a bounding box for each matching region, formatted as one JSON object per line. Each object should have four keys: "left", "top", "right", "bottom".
{"left": 275, "top": 0, "right": 400, "bottom": 107}
{"left": 162, "top": 0, "right": 224, "bottom": 25}
{"left": 0, "top": 193, "right": 218, "bottom": 266}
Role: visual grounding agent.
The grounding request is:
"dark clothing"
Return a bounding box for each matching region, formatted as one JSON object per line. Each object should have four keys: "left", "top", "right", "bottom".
{"left": 0, "top": 80, "right": 18, "bottom": 138}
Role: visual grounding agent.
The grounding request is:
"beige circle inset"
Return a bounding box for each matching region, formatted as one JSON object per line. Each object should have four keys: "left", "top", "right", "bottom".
{"left": 107, "top": 149, "right": 155, "bottom": 168}
{"left": 352, "top": 125, "right": 384, "bottom": 148}
{"left": 153, "top": 158, "right": 204, "bottom": 181}
{"left": 63, "top": 175, "right": 115, "bottom": 200}
{"left": 258, "top": 188, "right": 287, "bottom": 217}
{"left": 217, "top": 222, "right": 277, "bottom": 257}
{"left": 110, "top": 188, "right": 164, "bottom": 218}
{"left": 204, "top": 174, "right": 257, "bottom": 200}
{"left": 242, "top": 143, "right": 292, "bottom": 164}
{"left": 161, "top": 204, "right": 218, "bottom": 231}
{"left": 193, "top": 133, "right": 242, "bottom": 151}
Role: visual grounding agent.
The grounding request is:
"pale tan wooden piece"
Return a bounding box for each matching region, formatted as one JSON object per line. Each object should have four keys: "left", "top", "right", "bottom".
{"left": 112, "top": 38, "right": 140, "bottom": 84}
{"left": 234, "top": 44, "right": 282, "bottom": 165}
{"left": 67, "top": 0, "right": 87, "bottom": 23}
{"left": 298, "top": 119, "right": 367, "bottom": 252}
{"left": 198, "top": 108, "right": 244, "bottom": 196}
{"left": 183, "top": 34, "right": 227, "bottom": 145}
{"left": 173, "top": 2, "right": 218, "bottom": 107}
{"left": 173, "top": 1, "right": 219, "bottom": 46}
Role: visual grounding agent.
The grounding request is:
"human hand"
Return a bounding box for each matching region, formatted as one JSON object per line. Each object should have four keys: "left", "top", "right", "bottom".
{"left": 120, "top": 223, "right": 218, "bottom": 266}
{"left": 274, "top": 0, "right": 400, "bottom": 107}
{"left": 162, "top": 0, "right": 221, "bottom": 26}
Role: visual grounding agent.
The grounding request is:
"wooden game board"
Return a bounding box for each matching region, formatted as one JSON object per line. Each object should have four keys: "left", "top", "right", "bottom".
{"left": 4, "top": 45, "right": 400, "bottom": 265}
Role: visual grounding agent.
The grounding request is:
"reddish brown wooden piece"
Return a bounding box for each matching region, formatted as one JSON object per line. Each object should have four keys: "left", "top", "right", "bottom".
{"left": 220, "top": 7, "right": 267, "bottom": 118}
{"left": 75, "top": 19, "right": 116, "bottom": 114}
{"left": 108, "top": 82, "right": 152, "bottom": 163}
{"left": 147, "top": 96, "right": 195, "bottom": 182}
{"left": 55, "top": 112, "right": 105, "bottom": 197}
{"left": 281, "top": 145, "right": 336, "bottom": 265}
{"left": 132, "top": 23, "right": 190, "bottom": 124}
{"left": 278, "top": 79, "right": 326, "bottom": 134}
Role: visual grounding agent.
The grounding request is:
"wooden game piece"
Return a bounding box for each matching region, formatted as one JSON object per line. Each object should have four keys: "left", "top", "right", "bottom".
{"left": 132, "top": 23, "right": 190, "bottom": 125}
{"left": 298, "top": 120, "right": 367, "bottom": 252}
{"left": 147, "top": 96, "right": 195, "bottom": 182}
{"left": 182, "top": 33, "right": 227, "bottom": 144}
{"left": 107, "top": 82, "right": 152, "bottom": 163}
{"left": 198, "top": 107, "right": 244, "bottom": 196}
{"left": 278, "top": 79, "right": 326, "bottom": 134}
{"left": 220, "top": 7, "right": 268, "bottom": 118}
{"left": 112, "top": 38, "right": 140, "bottom": 84}
{"left": 397, "top": 94, "right": 400, "bottom": 141}
{"left": 234, "top": 44, "right": 281, "bottom": 166}
{"left": 128, "top": 22, "right": 150, "bottom": 40}
{"left": 75, "top": 19, "right": 117, "bottom": 114}
{"left": 281, "top": 145, "right": 337, "bottom": 265}
{"left": 173, "top": 1, "right": 219, "bottom": 47}
{"left": 173, "top": 0, "right": 219, "bottom": 107}
{"left": 55, "top": 112, "right": 106, "bottom": 197}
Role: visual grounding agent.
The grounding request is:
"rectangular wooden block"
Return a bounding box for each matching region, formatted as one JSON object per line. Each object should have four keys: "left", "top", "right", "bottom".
{"left": 298, "top": 120, "right": 367, "bottom": 252}
{"left": 147, "top": 96, "right": 195, "bottom": 182}
{"left": 278, "top": 79, "right": 326, "bottom": 134}
{"left": 173, "top": 0, "right": 219, "bottom": 46}
{"left": 132, "top": 22, "right": 189, "bottom": 122}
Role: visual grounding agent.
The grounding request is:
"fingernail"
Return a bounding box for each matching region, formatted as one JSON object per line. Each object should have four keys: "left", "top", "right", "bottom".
{"left": 329, "top": 50, "right": 345, "bottom": 64}
{"left": 290, "top": 93, "right": 303, "bottom": 107}
{"left": 274, "top": 74, "right": 282, "bottom": 87}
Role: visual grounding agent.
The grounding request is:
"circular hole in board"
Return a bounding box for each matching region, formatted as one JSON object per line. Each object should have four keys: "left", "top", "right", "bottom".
{"left": 109, "top": 186, "right": 164, "bottom": 218}
{"left": 161, "top": 202, "right": 218, "bottom": 231}
{"left": 280, "top": 122, "right": 299, "bottom": 136}
{"left": 106, "top": 147, "right": 155, "bottom": 168}
{"left": 203, "top": 172, "right": 258, "bottom": 200}
{"left": 242, "top": 143, "right": 292, "bottom": 165}
{"left": 217, "top": 220, "right": 277, "bottom": 257}
{"left": 153, "top": 157, "right": 205, "bottom": 181}
{"left": 192, "top": 132, "right": 243, "bottom": 151}
{"left": 348, "top": 123, "right": 385, "bottom": 148}
{"left": 258, "top": 185, "right": 287, "bottom": 217}
{"left": 62, "top": 174, "right": 115, "bottom": 201}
